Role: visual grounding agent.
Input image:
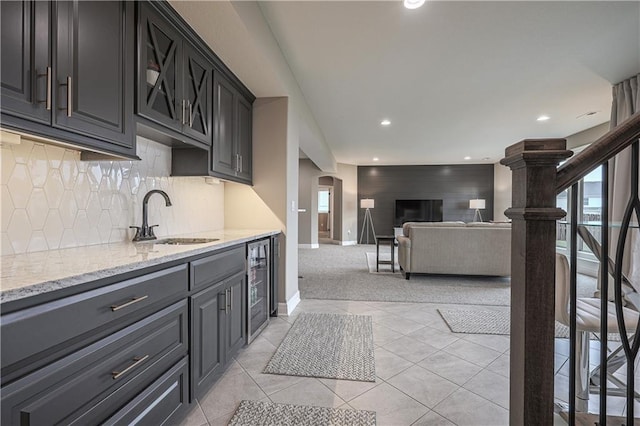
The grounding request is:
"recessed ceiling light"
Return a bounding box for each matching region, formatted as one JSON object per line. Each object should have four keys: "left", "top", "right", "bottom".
{"left": 404, "top": 0, "right": 426, "bottom": 9}
{"left": 537, "top": 115, "right": 550, "bottom": 121}
{"left": 373, "top": 157, "right": 379, "bottom": 162}
{"left": 380, "top": 119, "right": 391, "bottom": 126}
{"left": 464, "top": 156, "right": 471, "bottom": 160}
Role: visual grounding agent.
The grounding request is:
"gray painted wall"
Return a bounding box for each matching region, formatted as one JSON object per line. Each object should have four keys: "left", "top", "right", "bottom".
{"left": 358, "top": 164, "right": 495, "bottom": 237}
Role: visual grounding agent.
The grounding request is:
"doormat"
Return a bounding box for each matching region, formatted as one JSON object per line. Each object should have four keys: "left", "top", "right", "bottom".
{"left": 229, "top": 400, "right": 376, "bottom": 426}
{"left": 264, "top": 313, "right": 375, "bottom": 382}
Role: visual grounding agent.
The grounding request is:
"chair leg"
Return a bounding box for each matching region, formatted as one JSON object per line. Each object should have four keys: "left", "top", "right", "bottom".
{"left": 575, "top": 331, "right": 590, "bottom": 412}
{"left": 589, "top": 333, "right": 640, "bottom": 400}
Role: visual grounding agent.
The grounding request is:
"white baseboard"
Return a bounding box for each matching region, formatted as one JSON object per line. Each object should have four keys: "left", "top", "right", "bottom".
{"left": 339, "top": 240, "right": 357, "bottom": 246}
{"left": 277, "top": 291, "right": 300, "bottom": 316}
{"left": 298, "top": 243, "right": 319, "bottom": 249}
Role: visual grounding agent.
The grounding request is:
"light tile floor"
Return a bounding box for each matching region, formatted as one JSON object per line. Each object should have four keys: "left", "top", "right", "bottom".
{"left": 181, "top": 298, "right": 637, "bottom": 426}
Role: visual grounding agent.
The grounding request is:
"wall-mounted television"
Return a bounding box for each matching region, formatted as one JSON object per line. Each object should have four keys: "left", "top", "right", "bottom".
{"left": 394, "top": 199, "right": 443, "bottom": 226}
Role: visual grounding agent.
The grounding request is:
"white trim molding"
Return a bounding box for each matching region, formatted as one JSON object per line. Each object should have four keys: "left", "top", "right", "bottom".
{"left": 277, "top": 291, "right": 301, "bottom": 316}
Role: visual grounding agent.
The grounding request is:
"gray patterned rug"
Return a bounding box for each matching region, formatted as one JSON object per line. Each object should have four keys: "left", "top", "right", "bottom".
{"left": 264, "top": 313, "right": 376, "bottom": 382}
{"left": 438, "top": 308, "right": 621, "bottom": 340}
{"left": 229, "top": 400, "right": 376, "bottom": 426}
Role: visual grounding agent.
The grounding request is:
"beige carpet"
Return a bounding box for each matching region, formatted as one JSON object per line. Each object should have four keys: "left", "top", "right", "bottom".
{"left": 365, "top": 252, "right": 400, "bottom": 274}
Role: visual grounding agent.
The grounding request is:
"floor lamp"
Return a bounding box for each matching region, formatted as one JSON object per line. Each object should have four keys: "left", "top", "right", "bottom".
{"left": 359, "top": 198, "right": 376, "bottom": 244}
{"left": 469, "top": 199, "right": 485, "bottom": 222}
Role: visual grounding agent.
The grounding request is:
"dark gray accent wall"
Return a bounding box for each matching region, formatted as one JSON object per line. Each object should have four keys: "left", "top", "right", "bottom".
{"left": 358, "top": 165, "right": 494, "bottom": 237}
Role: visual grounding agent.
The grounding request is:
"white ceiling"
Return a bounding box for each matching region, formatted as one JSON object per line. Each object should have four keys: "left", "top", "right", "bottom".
{"left": 258, "top": 1, "right": 640, "bottom": 165}
{"left": 173, "top": 1, "right": 640, "bottom": 167}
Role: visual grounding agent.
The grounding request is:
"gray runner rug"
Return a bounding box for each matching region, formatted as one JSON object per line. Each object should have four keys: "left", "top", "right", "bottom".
{"left": 438, "top": 308, "right": 621, "bottom": 340}
{"left": 264, "top": 313, "right": 376, "bottom": 382}
{"left": 229, "top": 400, "right": 376, "bottom": 426}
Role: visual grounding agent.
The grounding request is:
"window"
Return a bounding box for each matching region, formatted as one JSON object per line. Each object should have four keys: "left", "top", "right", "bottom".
{"left": 318, "top": 190, "right": 330, "bottom": 213}
{"left": 556, "top": 164, "right": 603, "bottom": 257}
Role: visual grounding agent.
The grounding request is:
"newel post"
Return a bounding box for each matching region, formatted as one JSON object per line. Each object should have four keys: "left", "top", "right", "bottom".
{"left": 500, "top": 139, "right": 572, "bottom": 425}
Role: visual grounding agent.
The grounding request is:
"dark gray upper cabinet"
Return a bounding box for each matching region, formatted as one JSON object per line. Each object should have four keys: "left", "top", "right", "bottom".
{"left": 54, "top": 1, "right": 134, "bottom": 150}
{"left": 137, "top": 3, "right": 182, "bottom": 132}
{"left": 236, "top": 95, "right": 253, "bottom": 183}
{"left": 0, "top": 1, "right": 136, "bottom": 159}
{"left": 137, "top": 2, "right": 212, "bottom": 147}
{"left": 212, "top": 71, "right": 237, "bottom": 178}
{"left": 0, "top": 1, "right": 51, "bottom": 124}
{"left": 182, "top": 44, "right": 212, "bottom": 145}
{"left": 211, "top": 70, "right": 253, "bottom": 184}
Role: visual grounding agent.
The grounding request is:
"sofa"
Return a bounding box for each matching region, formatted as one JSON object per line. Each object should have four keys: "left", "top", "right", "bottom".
{"left": 396, "top": 221, "right": 511, "bottom": 279}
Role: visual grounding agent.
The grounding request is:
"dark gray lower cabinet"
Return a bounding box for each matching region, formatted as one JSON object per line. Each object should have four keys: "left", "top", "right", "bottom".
{"left": 103, "top": 357, "right": 189, "bottom": 426}
{"left": 0, "top": 240, "right": 268, "bottom": 425}
{"left": 191, "top": 269, "right": 246, "bottom": 399}
{"left": 190, "top": 281, "right": 224, "bottom": 397}
{"left": 1, "top": 301, "right": 187, "bottom": 425}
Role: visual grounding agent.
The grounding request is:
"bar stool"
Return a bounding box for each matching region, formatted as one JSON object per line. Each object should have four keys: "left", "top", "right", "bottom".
{"left": 555, "top": 253, "right": 639, "bottom": 411}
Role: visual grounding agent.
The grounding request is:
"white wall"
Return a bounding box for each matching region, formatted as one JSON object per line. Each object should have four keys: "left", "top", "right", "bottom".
{"left": 337, "top": 163, "right": 358, "bottom": 244}
{"left": 493, "top": 122, "right": 610, "bottom": 220}
{"left": 298, "top": 159, "right": 320, "bottom": 247}
{"left": 1, "top": 136, "right": 224, "bottom": 255}
{"left": 493, "top": 163, "right": 511, "bottom": 222}
{"left": 227, "top": 97, "right": 299, "bottom": 313}
{"left": 297, "top": 161, "right": 358, "bottom": 246}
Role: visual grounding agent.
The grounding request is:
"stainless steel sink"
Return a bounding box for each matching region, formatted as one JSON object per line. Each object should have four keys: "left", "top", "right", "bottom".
{"left": 152, "top": 238, "right": 219, "bottom": 245}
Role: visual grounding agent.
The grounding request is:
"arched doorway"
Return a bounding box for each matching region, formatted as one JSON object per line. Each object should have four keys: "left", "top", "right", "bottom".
{"left": 318, "top": 176, "right": 343, "bottom": 244}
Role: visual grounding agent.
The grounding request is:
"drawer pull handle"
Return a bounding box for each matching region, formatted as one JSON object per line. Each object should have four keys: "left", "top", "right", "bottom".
{"left": 112, "top": 355, "right": 149, "bottom": 380}
{"left": 110, "top": 295, "right": 148, "bottom": 312}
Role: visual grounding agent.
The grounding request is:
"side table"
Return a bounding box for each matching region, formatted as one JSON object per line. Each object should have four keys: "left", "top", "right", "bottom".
{"left": 376, "top": 235, "right": 396, "bottom": 272}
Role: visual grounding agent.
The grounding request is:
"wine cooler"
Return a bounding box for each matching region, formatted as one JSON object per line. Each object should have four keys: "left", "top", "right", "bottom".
{"left": 247, "top": 239, "right": 270, "bottom": 343}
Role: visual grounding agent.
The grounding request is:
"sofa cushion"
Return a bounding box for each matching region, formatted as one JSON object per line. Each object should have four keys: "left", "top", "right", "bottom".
{"left": 402, "top": 221, "right": 465, "bottom": 236}
{"left": 466, "top": 222, "right": 511, "bottom": 228}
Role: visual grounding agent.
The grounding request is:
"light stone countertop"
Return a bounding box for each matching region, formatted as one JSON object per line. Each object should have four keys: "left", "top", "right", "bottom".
{"left": 0, "top": 229, "right": 279, "bottom": 304}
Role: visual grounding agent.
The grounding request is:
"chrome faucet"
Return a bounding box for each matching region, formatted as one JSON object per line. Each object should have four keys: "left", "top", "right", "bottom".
{"left": 131, "top": 190, "right": 172, "bottom": 242}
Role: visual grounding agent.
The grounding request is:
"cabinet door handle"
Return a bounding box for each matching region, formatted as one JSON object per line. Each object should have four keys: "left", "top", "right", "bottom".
{"left": 110, "top": 295, "right": 148, "bottom": 312}
{"left": 226, "top": 289, "right": 230, "bottom": 314}
{"left": 239, "top": 155, "right": 243, "bottom": 174}
{"left": 189, "top": 101, "right": 193, "bottom": 127}
{"left": 229, "top": 287, "right": 233, "bottom": 312}
{"left": 37, "top": 67, "right": 52, "bottom": 110}
{"left": 112, "top": 355, "right": 149, "bottom": 380}
{"left": 182, "top": 99, "right": 186, "bottom": 125}
{"left": 66, "top": 76, "right": 72, "bottom": 117}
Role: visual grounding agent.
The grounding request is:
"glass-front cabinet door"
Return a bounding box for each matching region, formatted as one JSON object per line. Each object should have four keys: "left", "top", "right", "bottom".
{"left": 182, "top": 44, "right": 211, "bottom": 145}
{"left": 138, "top": 3, "right": 182, "bottom": 132}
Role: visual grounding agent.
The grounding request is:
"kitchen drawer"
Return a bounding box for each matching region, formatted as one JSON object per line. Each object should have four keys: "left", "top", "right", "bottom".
{"left": 103, "top": 357, "right": 189, "bottom": 426}
{"left": 1, "top": 264, "right": 187, "bottom": 381}
{"left": 190, "top": 245, "right": 245, "bottom": 291}
{"left": 1, "top": 300, "right": 188, "bottom": 426}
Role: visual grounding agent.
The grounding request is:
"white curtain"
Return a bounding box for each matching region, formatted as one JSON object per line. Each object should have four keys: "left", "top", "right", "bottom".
{"left": 609, "top": 74, "right": 640, "bottom": 300}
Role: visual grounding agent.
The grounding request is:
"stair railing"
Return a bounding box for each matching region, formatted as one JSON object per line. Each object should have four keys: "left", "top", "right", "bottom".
{"left": 500, "top": 112, "right": 640, "bottom": 425}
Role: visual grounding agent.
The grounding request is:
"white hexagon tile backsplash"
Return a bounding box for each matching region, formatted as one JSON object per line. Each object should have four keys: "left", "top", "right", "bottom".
{"left": 0, "top": 136, "right": 225, "bottom": 255}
